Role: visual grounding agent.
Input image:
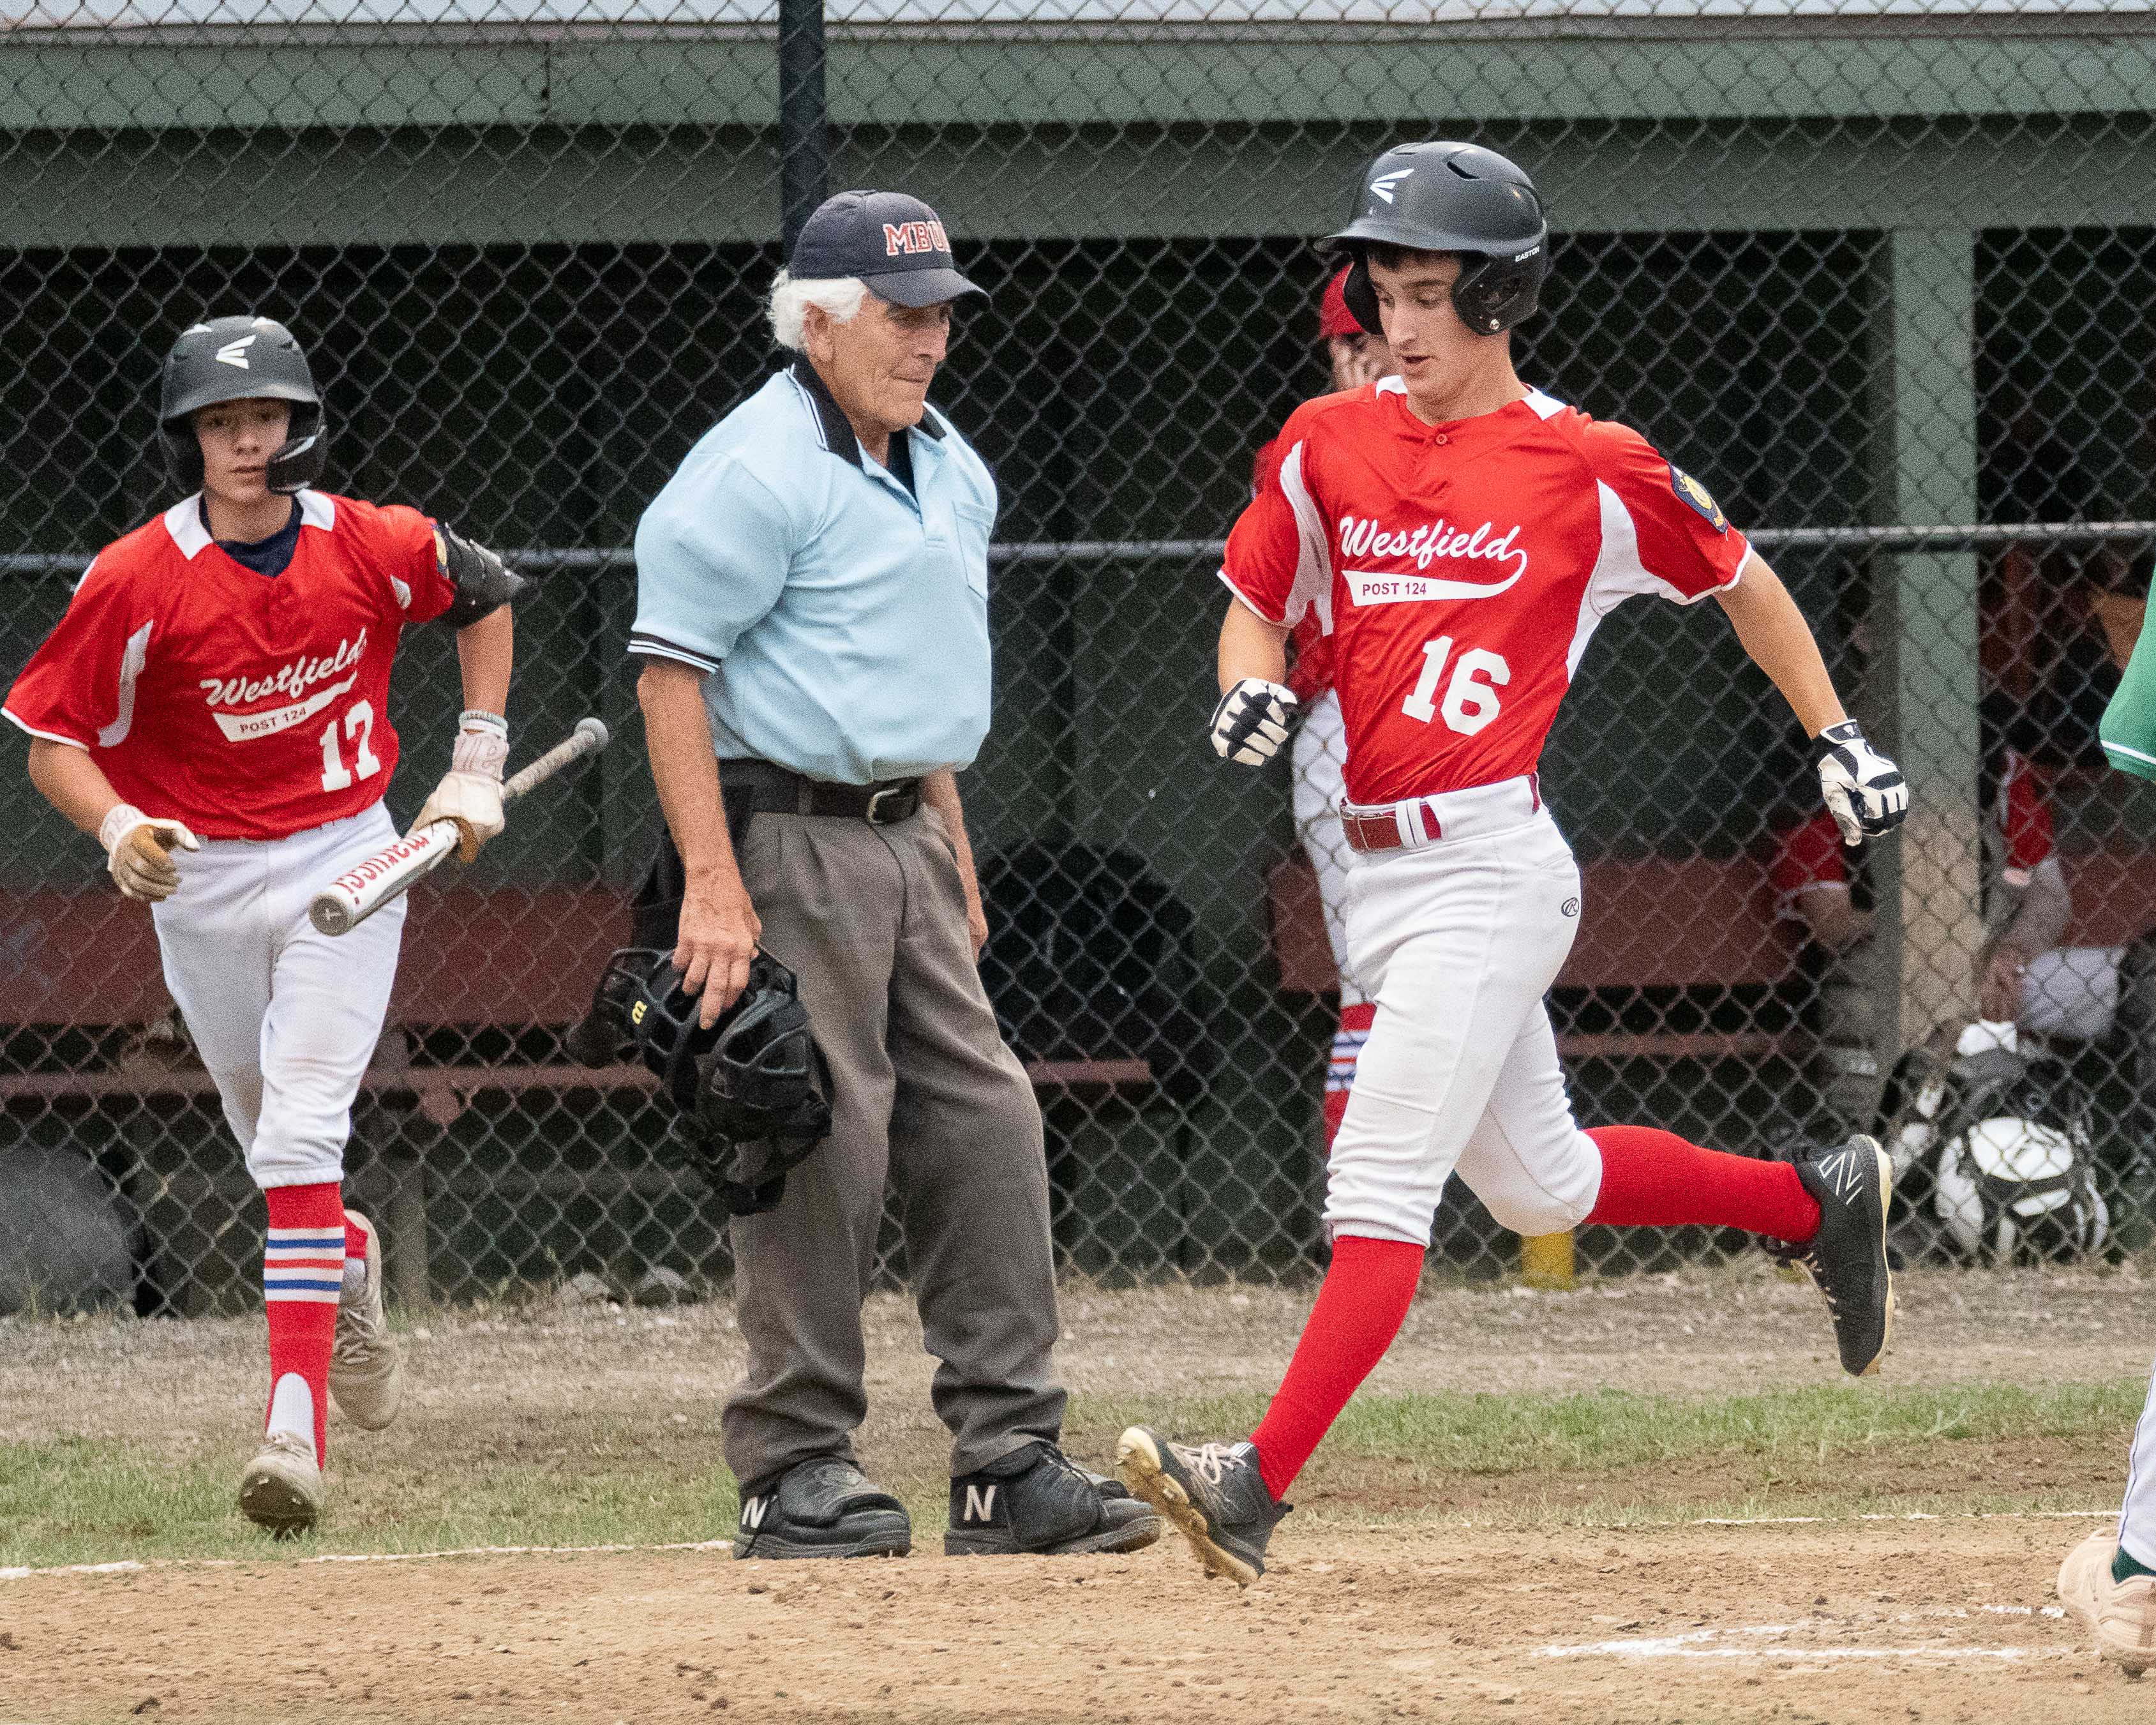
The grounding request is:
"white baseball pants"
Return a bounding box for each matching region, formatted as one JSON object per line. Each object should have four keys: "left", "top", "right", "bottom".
{"left": 2121, "top": 1353, "right": 2156, "bottom": 1571}
{"left": 1291, "top": 690, "right": 1367, "bottom": 1007}
{"left": 151, "top": 803, "right": 407, "bottom": 1191}
{"left": 1324, "top": 778, "right": 1603, "bottom": 1246}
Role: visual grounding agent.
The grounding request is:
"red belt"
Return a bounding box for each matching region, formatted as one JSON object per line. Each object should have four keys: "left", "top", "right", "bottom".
{"left": 1339, "top": 773, "right": 1541, "bottom": 855}
{"left": 1341, "top": 804, "right": 1440, "bottom": 854}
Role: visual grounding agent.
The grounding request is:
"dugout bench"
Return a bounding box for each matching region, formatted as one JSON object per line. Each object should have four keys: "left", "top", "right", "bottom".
{"left": 0, "top": 883, "right": 1155, "bottom": 1309}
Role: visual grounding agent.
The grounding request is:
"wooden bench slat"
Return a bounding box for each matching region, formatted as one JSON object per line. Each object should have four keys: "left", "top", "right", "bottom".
{"left": 0, "top": 1057, "right": 1157, "bottom": 1109}
{"left": 1555, "top": 1032, "right": 1788, "bottom": 1058}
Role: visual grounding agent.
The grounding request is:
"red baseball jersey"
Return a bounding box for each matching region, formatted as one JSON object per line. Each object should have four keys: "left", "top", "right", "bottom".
{"left": 1222, "top": 380, "right": 1751, "bottom": 806}
{"left": 1769, "top": 747, "right": 2054, "bottom": 916}
{"left": 4, "top": 491, "right": 458, "bottom": 841}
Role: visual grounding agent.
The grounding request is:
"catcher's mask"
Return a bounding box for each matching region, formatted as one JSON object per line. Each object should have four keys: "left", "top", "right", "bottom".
{"left": 594, "top": 947, "right": 834, "bottom": 1215}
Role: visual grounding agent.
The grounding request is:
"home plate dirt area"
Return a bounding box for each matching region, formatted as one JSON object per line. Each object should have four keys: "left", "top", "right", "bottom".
{"left": 0, "top": 1518, "right": 2138, "bottom": 1724}
{"left": 7, "top": 1268, "right": 2156, "bottom": 1722}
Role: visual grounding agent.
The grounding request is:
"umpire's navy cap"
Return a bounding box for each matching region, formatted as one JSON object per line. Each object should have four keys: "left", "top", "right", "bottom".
{"left": 791, "top": 190, "right": 985, "bottom": 308}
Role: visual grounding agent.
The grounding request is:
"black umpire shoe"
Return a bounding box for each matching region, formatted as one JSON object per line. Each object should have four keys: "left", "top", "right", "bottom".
{"left": 733, "top": 1455, "right": 911, "bottom": 1560}
{"left": 1114, "top": 1428, "right": 1290, "bottom": 1587}
{"left": 945, "top": 1440, "right": 1163, "bottom": 1557}
{"left": 1770, "top": 1134, "right": 1896, "bottom": 1377}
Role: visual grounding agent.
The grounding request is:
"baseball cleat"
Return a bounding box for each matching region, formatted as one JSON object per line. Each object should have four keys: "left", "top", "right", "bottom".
{"left": 945, "top": 1440, "right": 1162, "bottom": 1557}
{"left": 733, "top": 1456, "right": 912, "bottom": 1560}
{"left": 1115, "top": 1427, "right": 1289, "bottom": 1587}
{"left": 1771, "top": 1135, "right": 1895, "bottom": 1376}
{"left": 2059, "top": 1530, "right": 2156, "bottom": 1675}
{"left": 328, "top": 1210, "right": 403, "bottom": 1431}
{"left": 238, "top": 1431, "right": 324, "bottom": 1539}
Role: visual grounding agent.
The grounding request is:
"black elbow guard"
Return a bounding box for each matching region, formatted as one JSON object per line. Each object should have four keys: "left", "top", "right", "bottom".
{"left": 434, "top": 525, "right": 532, "bottom": 627}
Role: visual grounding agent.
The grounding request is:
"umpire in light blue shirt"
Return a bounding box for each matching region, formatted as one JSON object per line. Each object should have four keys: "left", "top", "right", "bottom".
{"left": 631, "top": 191, "right": 1158, "bottom": 1564}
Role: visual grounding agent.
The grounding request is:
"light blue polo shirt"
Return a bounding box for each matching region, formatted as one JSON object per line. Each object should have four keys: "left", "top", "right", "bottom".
{"left": 631, "top": 358, "right": 998, "bottom": 784}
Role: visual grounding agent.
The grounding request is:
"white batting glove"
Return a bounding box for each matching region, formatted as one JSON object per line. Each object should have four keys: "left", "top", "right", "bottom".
{"left": 1816, "top": 719, "right": 1908, "bottom": 845}
{"left": 411, "top": 711, "right": 508, "bottom": 864}
{"left": 1209, "top": 677, "right": 1299, "bottom": 766}
{"left": 100, "top": 803, "right": 200, "bottom": 902}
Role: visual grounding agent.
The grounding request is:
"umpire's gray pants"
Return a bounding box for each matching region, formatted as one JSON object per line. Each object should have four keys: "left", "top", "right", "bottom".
{"left": 722, "top": 804, "right": 1067, "bottom": 1489}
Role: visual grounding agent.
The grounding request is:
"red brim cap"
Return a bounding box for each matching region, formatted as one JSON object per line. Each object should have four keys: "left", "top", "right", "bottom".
{"left": 1318, "top": 267, "right": 1361, "bottom": 340}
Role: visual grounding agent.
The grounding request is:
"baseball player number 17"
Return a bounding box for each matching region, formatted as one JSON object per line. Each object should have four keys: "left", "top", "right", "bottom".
{"left": 306, "top": 716, "right": 611, "bottom": 937}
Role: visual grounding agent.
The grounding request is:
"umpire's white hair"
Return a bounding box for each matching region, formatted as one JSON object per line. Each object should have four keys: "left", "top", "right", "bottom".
{"left": 768, "top": 269, "right": 869, "bottom": 352}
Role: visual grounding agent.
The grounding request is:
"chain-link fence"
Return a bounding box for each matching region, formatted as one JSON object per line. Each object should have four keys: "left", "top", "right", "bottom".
{"left": 4, "top": 1, "right": 2155, "bottom": 1316}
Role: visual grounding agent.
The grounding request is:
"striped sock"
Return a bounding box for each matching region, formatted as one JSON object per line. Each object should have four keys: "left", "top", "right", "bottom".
{"left": 262, "top": 1184, "right": 346, "bottom": 1462}
{"left": 342, "top": 1210, "right": 371, "bottom": 1300}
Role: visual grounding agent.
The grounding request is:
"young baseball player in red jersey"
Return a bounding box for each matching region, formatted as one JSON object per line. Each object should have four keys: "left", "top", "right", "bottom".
{"left": 4, "top": 316, "right": 527, "bottom": 1535}
{"left": 1118, "top": 144, "right": 1911, "bottom": 1586}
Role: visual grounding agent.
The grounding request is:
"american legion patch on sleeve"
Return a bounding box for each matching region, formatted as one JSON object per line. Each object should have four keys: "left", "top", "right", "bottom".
{"left": 1669, "top": 464, "right": 1730, "bottom": 533}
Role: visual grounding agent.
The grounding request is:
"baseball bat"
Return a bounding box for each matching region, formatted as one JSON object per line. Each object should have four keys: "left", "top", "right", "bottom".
{"left": 307, "top": 716, "right": 611, "bottom": 937}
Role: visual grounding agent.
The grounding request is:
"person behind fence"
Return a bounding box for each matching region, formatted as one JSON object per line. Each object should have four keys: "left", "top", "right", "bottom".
{"left": 627, "top": 190, "right": 1160, "bottom": 1563}
{"left": 1256, "top": 267, "right": 1396, "bottom": 1154}
{"left": 1113, "top": 140, "right": 1909, "bottom": 1588}
{"left": 1, "top": 315, "right": 524, "bottom": 1537}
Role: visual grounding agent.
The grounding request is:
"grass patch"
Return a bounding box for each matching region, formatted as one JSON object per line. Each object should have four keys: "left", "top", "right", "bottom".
{"left": 0, "top": 1420, "right": 742, "bottom": 1571}
{"left": 3, "top": 1378, "right": 2138, "bottom": 1572}
{"left": 1078, "top": 1376, "right": 2139, "bottom": 1476}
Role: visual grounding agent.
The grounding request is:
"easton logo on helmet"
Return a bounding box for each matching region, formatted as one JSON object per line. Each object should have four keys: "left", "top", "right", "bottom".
{"left": 214, "top": 336, "right": 255, "bottom": 368}
{"left": 1368, "top": 169, "right": 1414, "bottom": 205}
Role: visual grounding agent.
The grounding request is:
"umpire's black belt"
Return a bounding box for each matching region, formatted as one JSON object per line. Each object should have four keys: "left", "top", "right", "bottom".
{"left": 720, "top": 759, "right": 922, "bottom": 826}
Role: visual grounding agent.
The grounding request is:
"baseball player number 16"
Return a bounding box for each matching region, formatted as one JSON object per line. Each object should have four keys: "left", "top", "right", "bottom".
{"left": 1401, "top": 637, "right": 1510, "bottom": 735}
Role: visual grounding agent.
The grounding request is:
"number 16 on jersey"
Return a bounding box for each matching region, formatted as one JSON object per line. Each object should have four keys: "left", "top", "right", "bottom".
{"left": 1402, "top": 637, "right": 1509, "bottom": 736}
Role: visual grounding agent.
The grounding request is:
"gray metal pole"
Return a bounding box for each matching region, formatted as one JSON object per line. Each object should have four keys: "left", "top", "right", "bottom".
{"left": 777, "top": 0, "right": 830, "bottom": 253}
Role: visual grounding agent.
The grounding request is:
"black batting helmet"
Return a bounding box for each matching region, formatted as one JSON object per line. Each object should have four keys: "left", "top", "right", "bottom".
{"left": 158, "top": 315, "right": 326, "bottom": 495}
{"left": 1330, "top": 142, "right": 1550, "bottom": 338}
{"left": 594, "top": 947, "right": 834, "bottom": 1216}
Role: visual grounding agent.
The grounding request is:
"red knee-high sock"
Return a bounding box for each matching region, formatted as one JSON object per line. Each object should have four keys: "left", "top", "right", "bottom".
{"left": 1321, "top": 1001, "right": 1377, "bottom": 1156}
{"left": 1248, "top": 1234, "right": 1425, "bottom": 1501}
{"left": 1583, "top": 1126, "right": 1820, "bottom": 1243}
{"left": 262, "top": 1183, "right": 347, "bottom": 1461}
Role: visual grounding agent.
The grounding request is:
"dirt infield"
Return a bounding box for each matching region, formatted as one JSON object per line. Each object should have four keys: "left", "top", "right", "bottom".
{"left": 6, "top": 1264, "right": 2156, "bottom": 1722}
{"left": 0, "top": 1518, "right": 2141, "bottom": 1724}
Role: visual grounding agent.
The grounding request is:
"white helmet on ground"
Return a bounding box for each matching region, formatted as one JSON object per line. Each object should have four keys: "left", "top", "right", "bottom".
{"left": 1934, "top": 1115, "right": 2107, "bottom": 1262}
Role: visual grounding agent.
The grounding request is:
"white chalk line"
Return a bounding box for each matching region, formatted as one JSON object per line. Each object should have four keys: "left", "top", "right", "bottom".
{"left": 0, "top": 1537, "right": 733, "bottom": 1583}
{"left": 0, "top": 1508, "right": 2120, "bottom": 1585}
{"left": 1537, "top": 1620, "right": 2073, "bottom": 1663}
{"left": 1692, "top": 1508, "right": 2113, "bottom": 1527}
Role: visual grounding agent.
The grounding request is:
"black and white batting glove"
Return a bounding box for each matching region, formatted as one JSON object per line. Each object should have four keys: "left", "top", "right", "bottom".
{"left": 1815, "top": 719, "right": 1908, "bottom": 845}
{"left": 1209, "top": 677, "right": 1299, "bottom": 766}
